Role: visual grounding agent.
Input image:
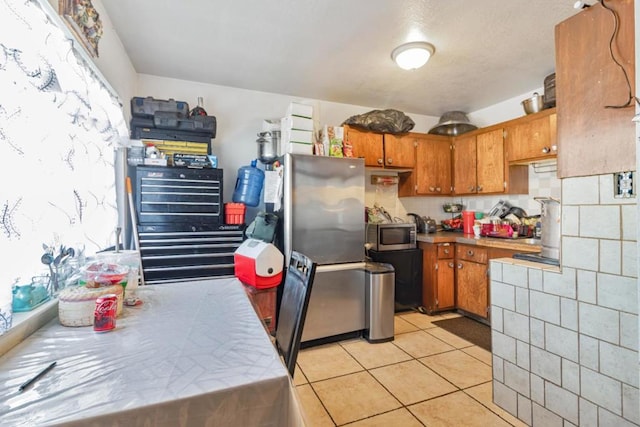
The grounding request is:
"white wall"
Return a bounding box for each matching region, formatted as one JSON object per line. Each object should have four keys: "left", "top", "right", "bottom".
{"left": 46, "top": 0, "right": 138, "bottom": 118}
{"left": 136, "top": 74, "right": 441, "bottom": 211}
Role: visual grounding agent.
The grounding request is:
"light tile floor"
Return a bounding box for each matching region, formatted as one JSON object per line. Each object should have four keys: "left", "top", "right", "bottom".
{"left": 294, "top": 311, "right": 527, "bottom": 427}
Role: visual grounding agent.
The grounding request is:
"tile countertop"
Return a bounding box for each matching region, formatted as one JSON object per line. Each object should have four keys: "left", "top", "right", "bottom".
{"left": 416, "top": 232, "right": 541, "bottom": 253}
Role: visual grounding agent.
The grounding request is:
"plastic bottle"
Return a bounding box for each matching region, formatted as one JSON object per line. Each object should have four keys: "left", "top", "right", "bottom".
{"left": 232, "top": 160, "right": 264, "bottom": 207}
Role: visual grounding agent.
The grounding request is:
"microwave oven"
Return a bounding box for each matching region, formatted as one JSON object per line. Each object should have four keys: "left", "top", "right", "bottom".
{"left": 366, "top": 223, "right": 416, "bottom": 252}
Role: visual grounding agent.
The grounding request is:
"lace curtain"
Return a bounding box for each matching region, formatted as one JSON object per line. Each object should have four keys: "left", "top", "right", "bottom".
{"left": 0, "top": 0, "right": 128, "bottom": 290}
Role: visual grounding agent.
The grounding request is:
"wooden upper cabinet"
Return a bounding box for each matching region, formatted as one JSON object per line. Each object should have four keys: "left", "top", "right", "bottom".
{"left": 384, "top": 133, "right": 416, "bottom": 168}
{"left": 414, "top": 134, "right": 452, "bottom": 195}
{"left": 505, "top": 109, "right": 557, "bottom": 163}
{"left": 555, "top": 0, "right": 635, "bottom": 177}
{"left": 344, "top": 125, "right": 384, "bottom": 167}
{"left": 476, "top": 128, "right": 506, "bottom": 194}
{"left": 343, "top": 125, "right": 414, "bottom": 168}
{"left": 452, "top": 134, "right": 477, "bottom": 194}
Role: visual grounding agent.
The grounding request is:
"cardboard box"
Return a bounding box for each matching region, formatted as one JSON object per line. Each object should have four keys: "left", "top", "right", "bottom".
{"left": 286, "top": 102, "right": 313, "bottom": 118}
{"left": 281, "top": 115, "right": 314, "bottom": 131}
{"left": 285, "top": 141, "right": 313, "bottom": 155}
{"left": 283, "top": 128, "right": 314, "bottom": 144}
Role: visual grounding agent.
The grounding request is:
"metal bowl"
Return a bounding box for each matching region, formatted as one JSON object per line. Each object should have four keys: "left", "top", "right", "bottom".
{"left": 521, "top": 93, "right": 544, "bottom": 115}
{"left": 428, "top": 111, "right": 477, "bottom": 136}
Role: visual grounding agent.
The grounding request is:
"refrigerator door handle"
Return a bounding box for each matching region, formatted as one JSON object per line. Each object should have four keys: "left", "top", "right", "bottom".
{"left": 315, "top": 262, "right": 367, "bottom": 273}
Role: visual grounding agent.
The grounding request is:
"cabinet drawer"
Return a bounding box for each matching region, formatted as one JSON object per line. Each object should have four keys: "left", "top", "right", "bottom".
{"left": 137, "top": 223, "right": 245, "bottom": 284}
{"left": 456, "top": 245, "right": 487, "bottom": 264}
{"left": 437, "top": 243, "right": 454, "bottom": 259}
{"left": 135, "top": 166, "right": 223, "bottom": 224}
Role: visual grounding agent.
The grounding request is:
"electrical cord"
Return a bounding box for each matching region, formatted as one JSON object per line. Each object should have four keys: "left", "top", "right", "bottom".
{"left": 599, "top": 0, "right": 639, "bottom": 110}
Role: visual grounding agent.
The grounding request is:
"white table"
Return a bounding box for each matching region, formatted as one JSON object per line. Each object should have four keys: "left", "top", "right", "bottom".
{"left": 0, "top": 278, "right": 306, "bottom": 426}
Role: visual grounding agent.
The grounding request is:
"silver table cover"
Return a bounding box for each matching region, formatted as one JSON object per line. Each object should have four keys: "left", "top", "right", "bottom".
{"left": 0, "top": 278, "right": 306, "bottom": 426}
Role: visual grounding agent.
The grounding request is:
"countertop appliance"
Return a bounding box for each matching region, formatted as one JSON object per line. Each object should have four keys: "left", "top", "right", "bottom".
{"left": 407, "top": 213, "right": 426, "bottom": 233}
{"left": 366, "top": 223, "right": 416, "bottom": 251}
{"left": 283, "top": 154, "right": 367, "bottom": 343}
{"left": 407, "top": 213, "right": 437, "bottom": 233}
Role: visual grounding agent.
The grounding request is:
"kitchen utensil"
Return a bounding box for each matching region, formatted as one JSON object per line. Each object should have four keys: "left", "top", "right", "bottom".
{"left": 115, "top": 227, "right": 121, "bottom": 253}
{"left": 543, "top": 73, "right": 556, "bottom": 108}
{"left": 428, "top": 111, "right": 477, "bottom": 136}
{"left": 488, "top": 200, "right": 512, "bottom": 218}
{"left": 423, "top": 217, "right": 437, "bottom": 233}
{"left": 535, "top": 197, "right": 561, "bottom": 260}
{"left": 407, "top": 213, "right": 426, "bottom": 233}
{"left": 126, "top": 177, "right": 146, "bottom": 287}
{"left": 506, "top": 206, "right": 527, "bottom": 218}
{"left": 256, "top": 131, "right": 280, "bottom": 165}
{"left": 521, "top": 92, "right": 544, "bottom": 114}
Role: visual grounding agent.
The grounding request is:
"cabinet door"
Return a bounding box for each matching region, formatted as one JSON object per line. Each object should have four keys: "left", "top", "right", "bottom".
{"left": 555, "top": 0, "right": 635, "bottom": 177}
{"left": 476, "top": 128, "right": 505, "bottom": 194}
{"left": 344, "top": 126, "right": 384, "bottom": 167}
{"left": 456, "top": 260, "right": 488, "bottom": 319}
{"left": 383, "top": 134, "right": 415, "bottom": 168}
{"left": 436, "top": 259, "right": 455, "bottom": 310}
{"left": 505, "top": 111, "right": 557, "bottom": 162}
{"left": 415, "top": 135, "right": 452, "bottom": 195}
{"left": 452, "top": 134, "right": 477, "bottom": 194}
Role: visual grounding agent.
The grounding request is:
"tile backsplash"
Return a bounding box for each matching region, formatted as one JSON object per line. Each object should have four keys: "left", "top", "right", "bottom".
{"left": 366, "top": 163, "right": 561, "bottom": 222}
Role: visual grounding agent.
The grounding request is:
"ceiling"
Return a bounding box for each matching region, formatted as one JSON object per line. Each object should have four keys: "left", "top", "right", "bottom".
{"left": 101, "top": 0, "right": 579, "bottom": 117}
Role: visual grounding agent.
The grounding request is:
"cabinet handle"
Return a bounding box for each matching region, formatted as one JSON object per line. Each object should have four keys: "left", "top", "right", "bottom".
{"left": 457, "top": 263, "right": 463, "bottom": 269}
{"left": 429, "top": 186, "right": 435, "bottom": 192}
{"left": 551, "top": 145, "right": 557, "bottom": 152}
{"left": 387, "top": 158, "right": 393, "bottom": 164}
{"left": 477, "top": 185, "right": 483, "bottom": 192}
{"left": 448, "top": 262, "right": 454, "bottom": 268}
{"left": 467, "top": 249, "right": 474, "bottom": 256}
{"left": 377, "top": 158, "right": 383, "bottom": 165}
{"left": 468, "top": 186, "right": 475, "bottom": 192}
{"left": 444, "top": 249, "right": 449, "bottom": 254}
{"left": 435, "top": 187, "right": 441, "bottom": 192}
{"left": 542, "top": 147, "right": 550, "bottom": 153}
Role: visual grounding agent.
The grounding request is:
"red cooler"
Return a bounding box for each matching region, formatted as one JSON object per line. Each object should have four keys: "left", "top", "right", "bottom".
{"left": 234, "top": 239, "right": 284, "bottom": 289}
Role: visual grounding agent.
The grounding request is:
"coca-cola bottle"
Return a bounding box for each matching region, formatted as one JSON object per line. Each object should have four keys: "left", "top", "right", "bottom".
{"left": 189, "top": 97, "right": 207, "bottom": 117}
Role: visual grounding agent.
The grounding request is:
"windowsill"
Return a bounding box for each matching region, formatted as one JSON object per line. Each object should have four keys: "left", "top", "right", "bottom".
{"left": 0, "top": 299, "right": 58, "bottom": 358}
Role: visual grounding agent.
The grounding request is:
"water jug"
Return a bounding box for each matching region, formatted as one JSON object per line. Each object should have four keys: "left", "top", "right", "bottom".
{"left": 232, "top": 160, "right": 264, "bottom": 207}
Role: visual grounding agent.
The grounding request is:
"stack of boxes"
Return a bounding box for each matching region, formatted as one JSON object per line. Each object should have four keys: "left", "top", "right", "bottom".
{"left": 281, "top": 102, "right": 314, "bottom": 155}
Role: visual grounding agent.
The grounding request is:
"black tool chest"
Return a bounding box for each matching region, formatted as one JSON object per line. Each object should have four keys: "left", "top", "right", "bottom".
{"left": 134, "top": 165, "right": 244, "bottom": 284}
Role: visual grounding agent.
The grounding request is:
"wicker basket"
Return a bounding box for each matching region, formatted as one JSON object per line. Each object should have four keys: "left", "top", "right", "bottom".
{"left": 58, "top": 285, "right": 123, "bottom": 327}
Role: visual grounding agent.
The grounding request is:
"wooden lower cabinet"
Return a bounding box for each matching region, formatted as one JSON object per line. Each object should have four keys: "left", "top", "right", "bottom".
{"left": 455, "top": 244, "right": 489, "bottom": 319}
{"left": 420, "top": 242, "right": 455, "bottom": 314}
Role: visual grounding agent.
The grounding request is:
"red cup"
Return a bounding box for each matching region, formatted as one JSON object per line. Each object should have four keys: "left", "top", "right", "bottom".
{"left": 462, "top": 211, "right": 475, "bottom": 235}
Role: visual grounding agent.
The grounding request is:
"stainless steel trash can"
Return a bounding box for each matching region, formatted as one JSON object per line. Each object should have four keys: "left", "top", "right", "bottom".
{"left": 364, "top": 262, "right": 395, "bottom": 343}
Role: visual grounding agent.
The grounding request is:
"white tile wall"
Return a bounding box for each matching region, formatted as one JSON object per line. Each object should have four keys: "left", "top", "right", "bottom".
{"left": 532, "top": 403, "right": 564, "bottom": 427}
{"left": 600, "top": 240, "right": 622, "bottom": 275}
{"left": 490, "top": 173, "right": 638, "bottom": 426}
{"left": 545, "top": 382, "right": 579, "bottom": 424}
{"left": 580, "top": 205, "right": 621, "bottom": 239}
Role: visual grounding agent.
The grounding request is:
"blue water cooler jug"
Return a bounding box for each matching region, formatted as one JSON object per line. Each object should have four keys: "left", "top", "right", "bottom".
{"left": 232, "top": 160, "right": 264, "bottom": 207}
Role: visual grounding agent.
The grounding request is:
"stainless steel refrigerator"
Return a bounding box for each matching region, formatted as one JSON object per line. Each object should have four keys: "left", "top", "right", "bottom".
{"left": 283, "top": 153, "right": 366, "bottom": 342}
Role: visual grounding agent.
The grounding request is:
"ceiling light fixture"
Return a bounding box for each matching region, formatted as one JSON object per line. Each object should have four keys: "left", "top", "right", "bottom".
{"left": 391, "top": 42, "right": 435, "bottom": 70}
{"left": 573, "top": 1, "right": 591, "bottom": 9}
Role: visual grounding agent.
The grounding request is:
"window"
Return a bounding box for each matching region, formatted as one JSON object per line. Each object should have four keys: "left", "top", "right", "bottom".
{"left": 0, "top": 0, "right": 127, "bottom": 332}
